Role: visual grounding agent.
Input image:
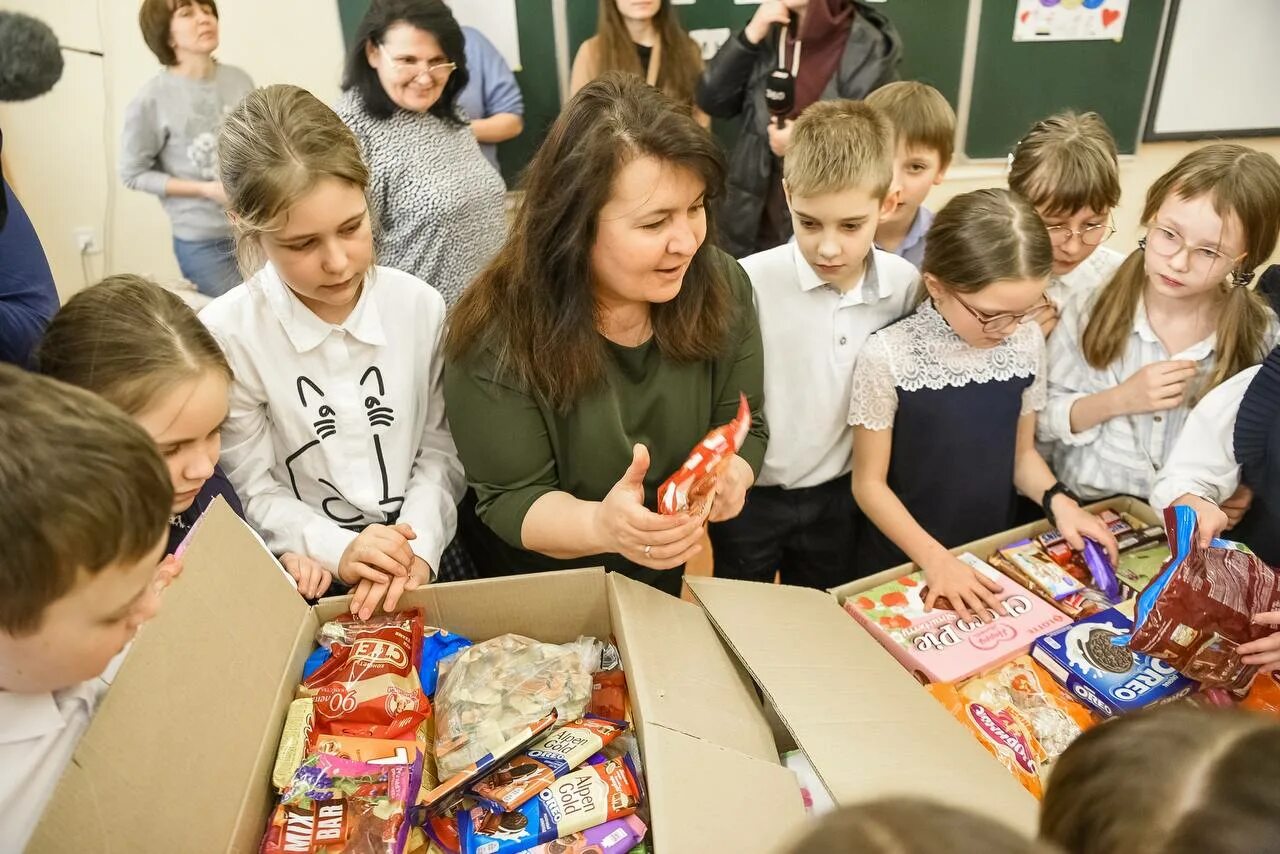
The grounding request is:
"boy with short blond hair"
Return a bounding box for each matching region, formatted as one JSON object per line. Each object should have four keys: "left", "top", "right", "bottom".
{"left": 866, "top": 81, "right": 957, "bottom": 270}
{"left": 708, "top": 99, "right": 920, "bottom": 588}
{"left": 0, "top": 364, "right": 173, "bottom": 848}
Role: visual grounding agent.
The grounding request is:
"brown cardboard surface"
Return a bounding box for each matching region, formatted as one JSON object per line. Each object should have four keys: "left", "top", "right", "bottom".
{"left": 832, "top": 497, "right": 1160, "bottom": 600}
{"left": 30, "top": 498, "right": 314, "bottom": 853}
{"left": 688, "top": 577, "right": 1039, "bottom": 834}
{"left": 33, "top": 502, "right": 804, "bottom": 853}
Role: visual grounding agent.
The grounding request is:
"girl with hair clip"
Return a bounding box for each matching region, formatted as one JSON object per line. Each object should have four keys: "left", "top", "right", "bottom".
{"left": 784, "top": 798, "right": 1045, "bottom": 854}
{"left": 36, "top": 275, "right": 330, "bottom": 598}
{"left": 1007, "top": 111, "right": 1125, "bottom": 332}
{"left": 850, "top": 188, "right": 1117, "bottom": 615}
{"left": 1041, "top": 706, "right": 1280, "bottom": 854}
{"left": 570, "top": 0, "right": 709, "bottom": 127}
{"left": 1040, "top": 144, "right": 1280, "bottom": 506}
{"left": 201, "top": 84, "right": 465, "bottom": 619}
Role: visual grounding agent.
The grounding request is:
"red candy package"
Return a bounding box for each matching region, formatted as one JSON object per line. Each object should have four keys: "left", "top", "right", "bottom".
{"left": 301, "top": 611, "right": 431, "bottom": 739}
{"left": 657, "top": 393, "right": 751, "bottom": 515}
{"left": 1129, "top": 506, "right": 1280, "bottom": 693}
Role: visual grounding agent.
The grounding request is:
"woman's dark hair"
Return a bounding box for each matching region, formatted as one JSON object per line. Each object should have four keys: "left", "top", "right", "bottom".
{"left": 341, "top": 0, "right": 469, "bottom": 125}
{"left": 1041, "top": 705, "right": 1280, "bottom": 854}
{"left": 784, "top": 798, "right": 1047, "bottom": 854}
{"left": 446, "top": 71, "right": 733, "bottom": 411}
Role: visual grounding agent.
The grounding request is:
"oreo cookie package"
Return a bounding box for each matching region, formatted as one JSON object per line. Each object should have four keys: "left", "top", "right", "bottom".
{"left": 1030, "top": 603, "right": 1197, "bottom": 718}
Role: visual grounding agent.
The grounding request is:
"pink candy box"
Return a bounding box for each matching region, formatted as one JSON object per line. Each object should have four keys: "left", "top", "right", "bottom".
{"left": 844, "top": 554, "right": 1071, "bottom": 684}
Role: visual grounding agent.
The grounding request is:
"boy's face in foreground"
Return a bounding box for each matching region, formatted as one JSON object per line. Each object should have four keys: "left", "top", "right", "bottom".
{"left": 788, "top": 183, "right": 894, "bottom": 291}
{"left": 0, "top": 536, "right": 167, "bottom": 693}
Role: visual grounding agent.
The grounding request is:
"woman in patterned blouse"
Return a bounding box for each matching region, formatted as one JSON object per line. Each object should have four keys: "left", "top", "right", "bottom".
{"left": 337, "top": 0, "right": 506, "bottom": 308}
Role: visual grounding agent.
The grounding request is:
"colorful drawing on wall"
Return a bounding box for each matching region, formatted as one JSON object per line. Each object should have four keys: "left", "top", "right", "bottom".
{"left": 1013, "top": 0, "right": 1129, "bottom": 43}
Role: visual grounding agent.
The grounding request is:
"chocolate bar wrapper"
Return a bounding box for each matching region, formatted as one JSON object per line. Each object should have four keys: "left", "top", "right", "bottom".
{"left": 423, "top": 712, "right": 558, "bottom": 814}
{"left": 997, "top": 540, "right": 1085, "bottom": 601}
{"left": 458, "top": 755, "right": 641, "bottom": 854}
{"left": 470, "top": 716, "right": 628, "bottom": 813}
{"left": 523, "top": 816, "right": 646, "bottom": 854}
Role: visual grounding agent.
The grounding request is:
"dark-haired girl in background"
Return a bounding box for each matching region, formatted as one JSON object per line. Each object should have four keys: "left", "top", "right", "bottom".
{"left": 336, "top": 0, "right": 506, "bottom": 307}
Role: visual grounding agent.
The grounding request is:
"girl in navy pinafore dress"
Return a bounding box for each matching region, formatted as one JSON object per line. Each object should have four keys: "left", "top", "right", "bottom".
{"left": 849, "top": 188, "right": 1118, "bottom": 617}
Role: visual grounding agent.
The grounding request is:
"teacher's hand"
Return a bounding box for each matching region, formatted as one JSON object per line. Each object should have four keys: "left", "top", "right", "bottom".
{"left": 707, "top": 454, "right": 754, "bottom": 523}
{"left": 594, "top": 444, "right": 707, "bottom": 570}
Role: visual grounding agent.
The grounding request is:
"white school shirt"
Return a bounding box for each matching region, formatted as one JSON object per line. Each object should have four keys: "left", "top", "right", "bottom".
{"left": 201, "top": 264, "right": 465, "bottom": 574}
{"left": 1038, "top": 285, "right": 1280, "bottom": 501}
{"left": 743, "top": 243, "right": 920, "bottom": 489}
{"left": 0, "top": 654, "right": 123, "bottom": 849}
{"left": 1045, "top": 244, "right": 1125, "bottom": 309}
{"left": 1149, "top": 365, "right": 1258, "bottom": 509}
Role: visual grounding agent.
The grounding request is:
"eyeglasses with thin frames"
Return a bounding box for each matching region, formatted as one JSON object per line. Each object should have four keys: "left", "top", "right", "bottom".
{"left": 1141, "top": 223, "right": 1252, "bottom": 284}
{"left": 951, "top": 292, "right": 1054, "bottom": 335}
{"left": 378, "top": 44, "right": 457, "bottom": 82}
{"left": 1045, "top": 220, "right": 1116, "bottom": 247}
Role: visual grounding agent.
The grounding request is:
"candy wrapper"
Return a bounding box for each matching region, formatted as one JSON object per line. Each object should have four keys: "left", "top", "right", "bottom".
{"left": 424, "top": 712, "right": 558, "bottom": 814}
{"left": 590, "top": 670, "right": 627, "bottom": 721}
{"left": 470, "top": 716, "right": 629, "bottom": 812}
{"left": 273, "top": 697, "right": 316, "bottom": 790}
{"left": 522, "top": 816, "right": 647, "bottom": 854}
{"left": 1242, "top": 670, "right": 1280, "bottom": 714}
{"left": 1128, "top": 505, "right": 1280, "bottom": 693}
{"left": 457, "top": 755, "right": 641, "bottom": 854}
{"left": 656, "top": 393, "right": 751, "bottom": 515}
{"left": 928, "top": 656, "right": 1095, "bottom": 799}
{"left": 434, "top": 635, "right": 594, "bottom": 777}
{"left": 262, "top": 753, "right": 422, "bottom": 854}
{"left": 301, "top": 611, "right": 431, "bottom": 740}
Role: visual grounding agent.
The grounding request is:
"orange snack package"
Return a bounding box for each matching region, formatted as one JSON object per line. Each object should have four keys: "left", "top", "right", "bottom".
{"left": 657, "top": 393, "right": 751, "bottom": 516}
{"left": 1242, "top": 671, "right": 1280, "bottom": 715}
{"left": 301, "top": 610, "right": 431, "bottom": 740}
{"left": 928, "top": 656, "right": 1096, "bottom": 799}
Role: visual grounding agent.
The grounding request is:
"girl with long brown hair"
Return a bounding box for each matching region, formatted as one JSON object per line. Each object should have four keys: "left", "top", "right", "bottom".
{"left": 443, "top": 71, "right": 766, "bottom": 596}
{"left": 1040, "top": 144, "right": 1280, "bottom": 505}
{"left": 570, "top": 0, "right": 709, "bottom": 127}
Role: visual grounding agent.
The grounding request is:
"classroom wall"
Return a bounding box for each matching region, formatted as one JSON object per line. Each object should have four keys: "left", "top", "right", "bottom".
{"left": 0, "top": 0, "right": 345, "bottom": 301}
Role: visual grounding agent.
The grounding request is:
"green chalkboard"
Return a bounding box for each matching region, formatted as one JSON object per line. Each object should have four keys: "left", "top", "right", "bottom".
{"left": 966, "top": 0, "right": 1164, "bottom": 158}
{"left": 337, "top": 0, "right": 560, "bottom": 187}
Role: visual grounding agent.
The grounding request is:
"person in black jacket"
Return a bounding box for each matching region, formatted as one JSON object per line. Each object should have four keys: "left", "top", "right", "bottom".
{"left": 697, "top": 0, "right": 901, "bottom": 259}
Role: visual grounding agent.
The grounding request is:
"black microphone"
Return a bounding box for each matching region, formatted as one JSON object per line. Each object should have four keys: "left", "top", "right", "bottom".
{"left": 765, "top": 69, "right": 795, "bottom": 129}
{"left": 0, "top": 12, "right": 65, "bottom": 102}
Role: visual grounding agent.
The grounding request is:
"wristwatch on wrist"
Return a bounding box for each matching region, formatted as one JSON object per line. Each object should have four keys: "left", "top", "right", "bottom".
{"left": 1042, "top": 481, "right": 1080, "bottom": 528}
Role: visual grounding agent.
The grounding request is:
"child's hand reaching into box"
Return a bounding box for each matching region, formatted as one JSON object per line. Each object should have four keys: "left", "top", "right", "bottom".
{"left": 281, "top": 551, "right": 333, "bottom": 599}
{"left": 348, "top": 555, "right": 431, "bottom": 620}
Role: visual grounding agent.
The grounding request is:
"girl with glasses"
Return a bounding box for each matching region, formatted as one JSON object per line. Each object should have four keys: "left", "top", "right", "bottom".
{"left": 849, "top": 188, "right": 1116, "bottom": 616}
{"left": 337, "top": 0, "right": 506, "bottom": 309}
{"left": 1041, "top": 144, "right": 1280, "bottom": 507}
{"left": 1008, "top": 112, "right": 1126, "bottom": 335}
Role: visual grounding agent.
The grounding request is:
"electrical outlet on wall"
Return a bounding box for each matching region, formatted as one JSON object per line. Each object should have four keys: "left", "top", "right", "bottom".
{"left": 73, "top": 227, "right": 100, "bottom": 254}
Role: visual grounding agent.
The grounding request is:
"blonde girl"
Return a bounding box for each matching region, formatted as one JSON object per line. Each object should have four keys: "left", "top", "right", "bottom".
{"left": 201, "top": 84, "right": 465, "bottom": 619}
{"left": 1040, "top": 143, "right": 1280, "bottom": 503}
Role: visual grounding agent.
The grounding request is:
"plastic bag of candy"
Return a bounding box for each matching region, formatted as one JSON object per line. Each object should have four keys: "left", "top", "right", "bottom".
{"left": 656, "top": 393, "right": 751, "bottom": 516}
{"left": 434, "top": 635, "right": 595, "bottom": 778}
{"left": 300, "top": 610, "right": 431, "bottom": 740}
{"left": 262, "top": 753, "right": 422, "bottom": 854}
{"left": 1129, "top": 506, "right": 1280, "bottom": 693}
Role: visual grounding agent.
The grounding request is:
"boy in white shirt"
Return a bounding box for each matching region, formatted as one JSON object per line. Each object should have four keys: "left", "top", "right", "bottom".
{"left": 708, "top": 99, "right": 920, "bottom": 588}
{"left": 0, "top": 366, "right": 172, "bottom": 849}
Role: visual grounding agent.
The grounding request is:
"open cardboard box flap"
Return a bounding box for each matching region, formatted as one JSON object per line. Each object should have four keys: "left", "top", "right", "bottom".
{"left": 31, "top": 499, "right": 805, "bottom": 853}
{"left": 687, "top": 577, "right": 1038, "bottom": 835}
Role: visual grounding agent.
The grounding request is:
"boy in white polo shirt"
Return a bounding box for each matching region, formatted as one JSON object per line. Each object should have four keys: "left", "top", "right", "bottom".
{"left": 0, "top": 366, "right": 172, "bottom": 848}
{"left": 708, "top": 99, "right": 920, "bottom": 588}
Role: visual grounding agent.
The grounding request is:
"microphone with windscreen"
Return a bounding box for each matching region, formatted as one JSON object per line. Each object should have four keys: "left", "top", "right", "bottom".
{"left": 764, "top": 24, "right": 801, "bottom": 129}
{"left": 0, "top": 11, "right": 66, "bottom": 102}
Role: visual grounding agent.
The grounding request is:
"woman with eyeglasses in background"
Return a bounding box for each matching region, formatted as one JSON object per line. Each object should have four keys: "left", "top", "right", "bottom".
{"left": 849, "top": 189, "right": 1117, "bottom": 610}
{"left": 337, "top": 0, "right": 506, "bottom": 308}
{"left": 1040, "top": 144, "right": 1280, "bottom": 508}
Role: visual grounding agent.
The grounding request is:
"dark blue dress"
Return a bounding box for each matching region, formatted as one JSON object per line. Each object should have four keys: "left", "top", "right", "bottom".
{"left": 167, "top": 464, "right": 245, "bottom": 554}
{"left": 848, "top": 300, "right": 1046, "bottom": 574}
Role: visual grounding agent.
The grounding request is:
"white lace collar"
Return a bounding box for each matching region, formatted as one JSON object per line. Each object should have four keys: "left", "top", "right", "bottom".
{"left": 880, "top": 299, "right": 1043, "bottom": 392}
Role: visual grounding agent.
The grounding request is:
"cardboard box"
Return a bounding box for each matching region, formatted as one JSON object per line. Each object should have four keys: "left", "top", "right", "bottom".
{"left": 29, "top": 500, "right": 806, "bottom": 853}
{"left": 686, "top": 498, "right": 1162, "bottom": 837}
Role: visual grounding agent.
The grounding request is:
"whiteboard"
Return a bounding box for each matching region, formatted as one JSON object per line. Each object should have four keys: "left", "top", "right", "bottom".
{"left": 1149, "top": 0, "right": 1280, "bottom": 137}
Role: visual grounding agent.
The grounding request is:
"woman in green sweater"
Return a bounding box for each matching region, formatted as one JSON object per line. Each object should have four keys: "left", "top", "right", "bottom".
{"left": 443, "top": 72, "right": 767, "bottom": 595}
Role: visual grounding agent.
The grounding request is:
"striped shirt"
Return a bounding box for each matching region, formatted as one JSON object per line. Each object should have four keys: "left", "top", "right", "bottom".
{"left": 1038, "top": 286, "right": 1279, "bottom": 501}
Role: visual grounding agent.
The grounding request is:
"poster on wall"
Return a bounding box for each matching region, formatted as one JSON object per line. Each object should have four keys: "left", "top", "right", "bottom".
{"left": 1013, "top": 0, "right": 1130, "bottom": 42}
{"left": 449, "top": 0, "right": 521, "bottom": 69}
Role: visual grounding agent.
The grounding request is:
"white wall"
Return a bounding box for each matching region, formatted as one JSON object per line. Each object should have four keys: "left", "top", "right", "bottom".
{"left": 0, "top": 0, "right": 345, "bottom": 300}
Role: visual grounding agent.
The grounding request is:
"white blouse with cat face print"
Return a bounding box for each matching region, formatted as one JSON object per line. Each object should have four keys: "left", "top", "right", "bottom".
{"left": 200, "top": 263, "right": 465, "bottom": 574}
